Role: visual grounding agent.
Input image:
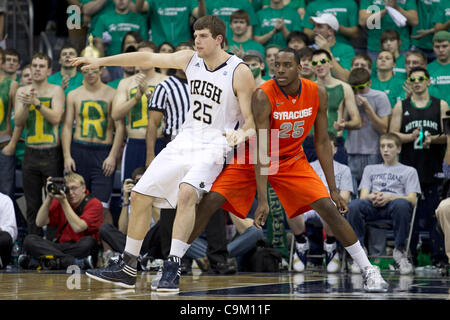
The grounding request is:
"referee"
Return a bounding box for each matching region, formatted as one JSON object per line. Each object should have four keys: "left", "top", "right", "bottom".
{"left": 145, "top": 41, "right": 235, "bottom": 278}
{"left": 146, "top": 42, "right": 192, "bottom": 165}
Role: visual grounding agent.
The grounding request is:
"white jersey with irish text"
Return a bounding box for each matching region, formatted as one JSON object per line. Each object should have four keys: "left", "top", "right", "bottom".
{"left": 182, "top": 52, "right": 245, "bottom": 144}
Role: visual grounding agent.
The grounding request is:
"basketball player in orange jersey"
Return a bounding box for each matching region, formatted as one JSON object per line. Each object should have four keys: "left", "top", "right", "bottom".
{"left": 188, "top": 48, "right": 389, "bottom": 292}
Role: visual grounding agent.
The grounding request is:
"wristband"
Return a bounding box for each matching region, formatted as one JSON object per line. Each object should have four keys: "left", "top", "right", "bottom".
{"left": 35, "top": 103, "right": 41, "bottom": 111}
{"left": 122, "top": 202, "right": 130, "bottom": 207}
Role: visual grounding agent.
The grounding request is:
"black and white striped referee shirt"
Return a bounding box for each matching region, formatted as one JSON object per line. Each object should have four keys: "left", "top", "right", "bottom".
{"left": 148, "top": 75, "right": 190, "bottom": 139}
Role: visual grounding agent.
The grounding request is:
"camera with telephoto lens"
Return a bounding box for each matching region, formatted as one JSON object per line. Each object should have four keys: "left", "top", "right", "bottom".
{"left": 46, "top": 177, "right": 67, "bottom": 194}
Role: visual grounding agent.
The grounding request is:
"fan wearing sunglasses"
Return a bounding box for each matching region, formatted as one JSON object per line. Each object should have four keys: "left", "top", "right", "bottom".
{"left": 346, "top": 68, "right": 392, "bottom": 196}
{"left": 389, "top": 66, "right": 449, "bottom": 267}
{"left": 311, "top": 49, "right": 361, "bottom": 165}
{"left": 390, "top": 67, "right": 447, "bottom": 149}
{"left": 309, "top": 13, "right": 356, "bottom": 83}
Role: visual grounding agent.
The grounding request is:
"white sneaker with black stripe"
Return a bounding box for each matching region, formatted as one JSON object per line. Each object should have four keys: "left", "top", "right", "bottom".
{"left": 85, "top": 255, "right": 136, "bottom": 289}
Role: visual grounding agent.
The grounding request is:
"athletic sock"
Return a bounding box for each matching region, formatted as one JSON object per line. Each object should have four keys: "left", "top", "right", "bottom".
{"left": 295, "top": 232, "right": 307, "bottom": 243}
{"left": 124, "top": 236, "right": 143, "bottom": 257}
{"left": 169, "top": 239, "right": 191, "bottom": 260}
{"left": 345, "top": 241, "right": 372, "bottom": 270}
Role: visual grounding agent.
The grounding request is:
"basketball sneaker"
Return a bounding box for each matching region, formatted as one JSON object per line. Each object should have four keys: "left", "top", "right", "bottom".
{"left": 85, "top": 254, "right": 136, "bottom": 289}
{"left": 393, "top": 248, "right": 414, "bottom": 275}
{"left": 362, "top": 265, "right": 389, "bottom": 292}
{"left": 324, "top": 242, "right": 340, "bottom": 273}
{"left": 156, "top": 260, "right": 181, "bottom": 292}
{"left": 293, "top": 238, "right": 309, "bottom": 272}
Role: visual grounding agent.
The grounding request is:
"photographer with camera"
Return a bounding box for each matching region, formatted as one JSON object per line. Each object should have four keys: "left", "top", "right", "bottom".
{"left": 19, "top": 173, "right": 103, "bottom": 270}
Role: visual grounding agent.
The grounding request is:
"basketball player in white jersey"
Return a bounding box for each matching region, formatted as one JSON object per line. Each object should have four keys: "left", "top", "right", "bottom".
{"left": 71, "top": 15, "right": 256, "bottom": 292}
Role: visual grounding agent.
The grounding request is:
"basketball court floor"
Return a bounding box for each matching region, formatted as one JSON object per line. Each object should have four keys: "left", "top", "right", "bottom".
{"left": 1, "top": 266, "right": 448, "bottom": 301}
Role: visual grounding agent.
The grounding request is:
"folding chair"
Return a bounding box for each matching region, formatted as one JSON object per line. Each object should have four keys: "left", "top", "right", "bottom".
{"left": 365, "top": 205, "right": 418, "bottom": 260}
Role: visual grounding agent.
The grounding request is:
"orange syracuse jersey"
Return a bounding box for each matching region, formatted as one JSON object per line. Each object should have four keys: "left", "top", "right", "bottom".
{"left": 259, "top": 78, "right": 320, "bottom": 159}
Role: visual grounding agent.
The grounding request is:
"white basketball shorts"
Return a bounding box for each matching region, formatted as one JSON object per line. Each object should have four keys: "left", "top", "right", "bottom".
{"left": 132, "top": 131, "right": 229, "bottom": 208}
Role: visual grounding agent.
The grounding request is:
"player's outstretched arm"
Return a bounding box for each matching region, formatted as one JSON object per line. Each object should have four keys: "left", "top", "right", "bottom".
{"left": 253, "top": 88, "right": 272, "bottom": 228}
{"left": 314, "top": 86, "right": 348, "bottom": 214}
{"left": 71, "top": 50, "right": 195, "bottom": 72}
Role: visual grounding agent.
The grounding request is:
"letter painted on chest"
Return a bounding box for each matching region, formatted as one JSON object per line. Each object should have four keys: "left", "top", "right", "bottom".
{"left": 80, "top": 100, "right": 108, "bottom": 140}
{"left": 129, "top": 86, "right": 154, "bottom": 129}
{"left": 26, "top": 98, "right": 55, "bottom": 145}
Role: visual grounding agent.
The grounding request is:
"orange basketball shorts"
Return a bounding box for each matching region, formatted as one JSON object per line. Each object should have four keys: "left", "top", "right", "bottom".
{"left": 210, "top": 153, "right": 330, "bottom": 219}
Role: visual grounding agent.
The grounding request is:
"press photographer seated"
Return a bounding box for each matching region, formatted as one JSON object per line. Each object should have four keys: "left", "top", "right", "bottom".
{"left": 19, "top": 173, "right": 103, "bottom": 270}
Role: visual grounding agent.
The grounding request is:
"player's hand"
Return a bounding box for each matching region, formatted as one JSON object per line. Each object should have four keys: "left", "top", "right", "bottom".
{"left": 224, "top": 129, "right": 246, "bottom": 147}
{"left": 70, "top": 56, "right": 101, "bottom": 71}
{"left": 254, "top": 201, "right": 270, "bottom": 229}
{"left": 330, "top": 189, "right": 348, "bottom": 214}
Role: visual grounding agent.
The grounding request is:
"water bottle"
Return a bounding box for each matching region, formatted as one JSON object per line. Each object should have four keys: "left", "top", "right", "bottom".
{"left": 11, "top": 241, "right": 20, "bottom": 266}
